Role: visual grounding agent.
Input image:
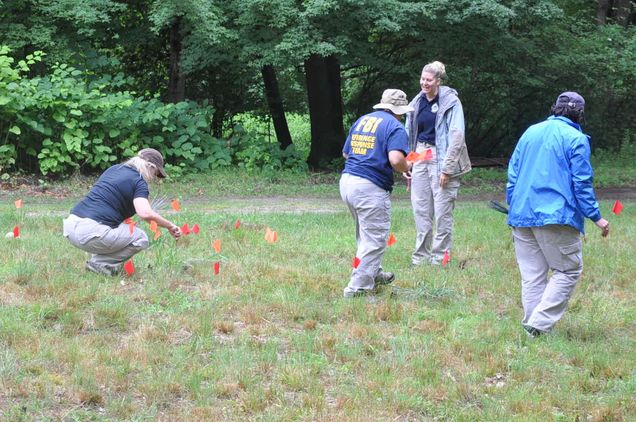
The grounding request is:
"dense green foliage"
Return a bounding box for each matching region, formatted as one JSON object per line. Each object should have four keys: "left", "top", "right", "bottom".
{"left": 0, "top": 0, "right": 635, "bottom": 174}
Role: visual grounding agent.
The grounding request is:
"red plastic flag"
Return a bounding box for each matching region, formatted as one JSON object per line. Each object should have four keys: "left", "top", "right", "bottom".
{"left": 612, "top": 200, "right": 623, "bottom": 215}
{"left": 214, "top": 261, "right": 220, "bottom": 275}
{"left": 181, "top": 223, "right": 191, "bottom": 235}
{"left": 422, "top": 149, "right": 433, "bottom": 161}
{"left": 352, "top": 256, "right": 361, "bottom": 269}
{"left": 153, "top": 229, "right": 161, "bottom": 241}
{"left": 387, "top": 233, "right": 397, "bottom": 247}
{"left": 171, "top": 199, "right": 181, "bottom": 212}
{"left": 192, "top": 224, "right": 200, "bottom": 234}
{"left": 14, "top": 199, "right": 23, "bottom": 209}
{"left": 124, "top": 259, "right": 135, "bottom": 276}
{"left": 149, "top": 220, "right": 158, "bottom": 232}
{"left": 442, "top": 250, "right": 450, "bottom": 267}
{"left": 235, "top": 219, "right": 241, "bottom": 229}
{"left": 13, "top": 225, "right": 19, "bottom": 238}
{"left": 213, "top": 239, "right": 221, "bottom": 253}
{"left": 128, "top": 221, "right": 136, "bottom": 235}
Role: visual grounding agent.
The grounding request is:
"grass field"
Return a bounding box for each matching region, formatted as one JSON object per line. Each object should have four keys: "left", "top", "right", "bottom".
{"left": 1, "top": 176, "right": 635, "bottom": 421}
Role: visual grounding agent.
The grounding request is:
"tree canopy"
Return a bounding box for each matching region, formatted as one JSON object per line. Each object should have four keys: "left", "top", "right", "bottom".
{"left": 0, "top": 0, "right": 634, "bottom": 174}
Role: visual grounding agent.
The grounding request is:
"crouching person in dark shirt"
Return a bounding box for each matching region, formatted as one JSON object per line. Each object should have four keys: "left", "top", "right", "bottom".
{"left": 63, "top": 148, "right": 182, "bottom": 276}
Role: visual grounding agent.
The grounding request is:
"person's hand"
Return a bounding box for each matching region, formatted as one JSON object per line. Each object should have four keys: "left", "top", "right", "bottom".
{"left": 169, "top": 224, "right": 182, "bottom": 240}
{"left": 595, "top": 218, "right": 609, "bottom": 237}
{"left": 439, "top": 173, "right": 450, "bottom": 188}
{"left": 403, "top": 170, "right": 412, "bottom": 180}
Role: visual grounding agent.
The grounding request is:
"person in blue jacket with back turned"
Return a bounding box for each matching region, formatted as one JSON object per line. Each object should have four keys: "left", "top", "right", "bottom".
{"left": 507, "top": 91, "right": 610, "bottom": 337}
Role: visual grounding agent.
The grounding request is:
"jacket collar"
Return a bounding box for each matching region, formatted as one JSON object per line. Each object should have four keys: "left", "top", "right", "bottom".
{"left": 549, "top": 115, "right": 582, "bottom": 132}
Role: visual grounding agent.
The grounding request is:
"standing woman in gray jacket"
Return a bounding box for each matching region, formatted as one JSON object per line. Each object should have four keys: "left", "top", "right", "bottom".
{"left": 405, "top": 61, "right": 471, "bottom": 266}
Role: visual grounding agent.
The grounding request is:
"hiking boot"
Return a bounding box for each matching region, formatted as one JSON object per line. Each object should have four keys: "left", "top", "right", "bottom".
{"left": 85, "top": 261, "right": 120, "bottom": 276}
{"left": 343, "top": 289, "right": 372, "bottom": 298}
{"left": 523, "top": 325, "right": 545, "bottom": 338}
{"left": 374, "top": 271, "right": 395, "bottom": 286}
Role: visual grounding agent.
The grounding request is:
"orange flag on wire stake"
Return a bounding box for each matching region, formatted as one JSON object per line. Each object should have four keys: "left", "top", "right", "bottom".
{"left": 153, "top": 230, "right": 161, "bottom": 241}
{"left": 265, "top": 228, "right": 278, "bottom": 243}
{"left": 192, "top": 224, "right": 200, "bottom": 234}
{"left": 442, "top": 250, "right": 450, "bottom": 267}
{"left": 14, "top": 199, "right": 23, "bottom": 209}
{"left": 171, "top": 199, "right": 181, "bottom": 211}
{"left": 235, "top": 219, "right": 241, "bottom": 229}
{"left": 13, "top": 225, "right": 19, "bottom": 238}
{"left": 124, "top": 259, "right": 135, "bottom": 276}
{"left": 149, "top": 220, "right": 158, "bottom": 232}
{"left": 214, "top": 261, "right": 220, "bottom": 275}
{"left": 213, "top": 239, "right": 221, "bottom": 253}
{"left": 387, "top": 233, "right": 397, "bottom": 247}
{"left": 181, "top": 223, "right": 191, "bottom": 236}
{"left": 352, "top": 256, "right": 361, "bottom": 269}
{"left": 612, "top": 200, "right": 623, "bottom": 215}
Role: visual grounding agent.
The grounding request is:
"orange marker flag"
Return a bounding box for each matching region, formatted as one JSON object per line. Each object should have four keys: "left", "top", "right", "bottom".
{"left": 352, "top": 256, "right": 361, "bottom": 269}
{"left": 149, "top": 220, "right": 158, "bottom": 232}
{"left": 422, "top": 149, "right": 433, "bottom": 161}
{"left": 265, "top": 227, "right": 278, "bottom": 243}
{"left": 14, "top": 199, "right": 23, "bottom": 209}
{"left": 13, "top": 225, "right": 20, "bottom": 238}
{"left": 153, "top": 229, "right": 161, "bottom": 241}
{"left": 213, "top": 239, "right": 221, "bottom": 253}
{"left": 406, "top": 151, "right": 419, "bottom": 162}
{"left": 181, "top": 223, "right": 190, "bottom": 235}
{"left": 127, "top": 220, "right": 136, "bottom": 235}
{"left": 124, "top": 259, "right": 135, "bottom": 276}
{"left": 612, "top": 200, "right": 623, "bottom": 215}
{"left": 171, "top": 199, "right": 181, "bottom": 212}
{"left": 214, "top": 261, "right": 220, "bottom": 275}
{"left": 235, "top": 219, "right": 241, "bottom": 229}
{"left": 442, "top": 250, "right": 450, "bottom": 267}
{"left": 387, "top": 233, "right": 397, "bottom": 247}
{"left": 192, "top": 224, "right": 200, "bottom": 234}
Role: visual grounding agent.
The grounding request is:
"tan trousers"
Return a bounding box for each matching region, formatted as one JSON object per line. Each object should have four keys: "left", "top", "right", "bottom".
{"left": 339, "top": 173, "right": 391, "bottom": 295}
{"left": 512, "top": 225, "right": 583, "bottom": 332}
{"left": 63, "top": 214, "right": 149, "bottom": 275}
{"left": 410, "top": 144, "right": 460, "bottom": 265}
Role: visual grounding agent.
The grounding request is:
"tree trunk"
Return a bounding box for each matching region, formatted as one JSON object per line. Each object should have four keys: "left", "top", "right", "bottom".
{"left": 614, "top": 0, "right": 632, "bottom": 27}
{"left": 597, "top": 0, "right": 611, "bottom": 24}
{"left": 597, "top": 0, "right": 633, "bottom": 26}
{"left": 167, "top": 17, "right": 185, "bottom": 103}
{"left": 305, "top": 54, "right": 345, "bottom": 168}
{"left": 261, "top": 64, "right": 292, "bottom": 149}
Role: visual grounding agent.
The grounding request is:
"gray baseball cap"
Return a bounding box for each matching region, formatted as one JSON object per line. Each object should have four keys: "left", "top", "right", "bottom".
{"left": 138, "top": 148, "right": 168, "bottom": 178}
{"left": 373, "top": 89, "right": 415, "bottom": 115}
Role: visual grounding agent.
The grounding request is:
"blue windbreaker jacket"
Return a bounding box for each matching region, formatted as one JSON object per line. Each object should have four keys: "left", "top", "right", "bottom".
{"left": 507, "top": 116, "right": 601, "bottom": 233}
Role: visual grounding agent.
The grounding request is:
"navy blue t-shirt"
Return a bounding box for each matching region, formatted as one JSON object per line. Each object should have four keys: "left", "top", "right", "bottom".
{"left": 71, "top": 164, "right": 149, "bottom": 228}
{"left": 416, "top": 94, "right": 438, "bottom": 144}
{"left": 342, "top": 110, "right": 409, "bottom": 191}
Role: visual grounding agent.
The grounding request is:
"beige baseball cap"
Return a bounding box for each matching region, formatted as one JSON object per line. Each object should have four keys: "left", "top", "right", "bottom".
{"left": 373, "top": 89, "right": 414, "bottom": 115}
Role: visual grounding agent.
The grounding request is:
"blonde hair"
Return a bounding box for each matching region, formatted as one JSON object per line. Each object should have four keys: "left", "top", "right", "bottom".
{"left": 124, "top": 156, "right": 158, "bottom": 183}
{"left": 422, "top": 61, "right": 447, "bottom": 81}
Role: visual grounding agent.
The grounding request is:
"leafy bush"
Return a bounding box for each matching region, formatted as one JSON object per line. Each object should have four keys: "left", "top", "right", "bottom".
{"left": 228, "top": 124, "right": 307, "bottom": 172}
{"left": 0, "top": 46, "right": 231, "bottom": 175}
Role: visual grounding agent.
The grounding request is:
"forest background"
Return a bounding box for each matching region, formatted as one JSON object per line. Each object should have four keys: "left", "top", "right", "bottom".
{"left": 0, "top": 0, "right": 635, "bottom": 177}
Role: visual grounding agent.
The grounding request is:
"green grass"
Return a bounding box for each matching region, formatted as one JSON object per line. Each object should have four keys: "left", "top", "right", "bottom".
{"left": 1, "top": 183, "right": 635, "bottom": 420}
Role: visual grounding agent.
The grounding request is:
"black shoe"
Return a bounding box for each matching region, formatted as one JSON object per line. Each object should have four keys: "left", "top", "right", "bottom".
{"left": 374, "top": 271, "right": 395, "bottom": 286}
{"left": 523, "top": 325, "right": 544, "bottom": 338}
